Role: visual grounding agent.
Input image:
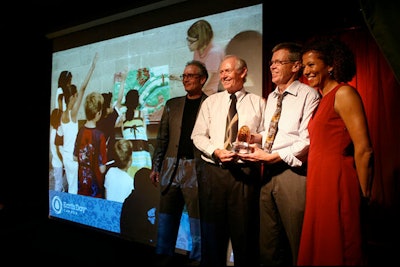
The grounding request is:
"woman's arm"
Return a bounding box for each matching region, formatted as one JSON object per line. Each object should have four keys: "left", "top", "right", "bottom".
{"left": 335, "top": 85, "right": 374, "bottom": 198}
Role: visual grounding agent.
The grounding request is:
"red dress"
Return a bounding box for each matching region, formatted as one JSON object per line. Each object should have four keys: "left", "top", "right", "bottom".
{"left": 297, "top": 84, "right": 366, "bottom": 265}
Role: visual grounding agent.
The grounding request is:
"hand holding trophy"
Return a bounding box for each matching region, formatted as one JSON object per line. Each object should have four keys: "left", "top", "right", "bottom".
{"left": 232, "top": 125, "right": 251, "bottom": 154}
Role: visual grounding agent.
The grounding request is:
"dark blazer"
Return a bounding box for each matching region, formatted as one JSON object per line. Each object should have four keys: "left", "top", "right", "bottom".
{"left": 152, "top": 93, "right": 207, "bottom": 172}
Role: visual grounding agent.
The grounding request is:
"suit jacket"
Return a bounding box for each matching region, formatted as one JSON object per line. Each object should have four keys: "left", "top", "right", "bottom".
{"left": 152, "top": 93, "right": 207, "bottom": 172}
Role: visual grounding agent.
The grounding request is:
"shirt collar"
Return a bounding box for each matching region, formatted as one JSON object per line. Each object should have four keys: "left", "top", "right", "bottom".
{"left": 273, "top": 80, "right": 301, "bottom": 97}
{"left": 226, "top": 87, "right": 247, "bottom": 102}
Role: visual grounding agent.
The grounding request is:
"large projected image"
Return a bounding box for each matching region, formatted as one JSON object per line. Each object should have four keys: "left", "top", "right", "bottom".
{"left": 49, "top": 3, "right": 262, "bottom": 254}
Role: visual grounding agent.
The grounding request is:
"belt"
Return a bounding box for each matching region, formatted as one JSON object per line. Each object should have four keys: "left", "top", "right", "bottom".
{"left": 263, "top": 162, "right": 306, "bottom": 178}
{"left": 130, "top": 140, "right": 149, "bottom": 151}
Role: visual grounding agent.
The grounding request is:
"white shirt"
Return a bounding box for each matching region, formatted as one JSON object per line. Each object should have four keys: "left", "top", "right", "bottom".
{"left": 191, "top": 88, "right": 266, "bottom": 163}
{"left": 59, "top": 110, "right": 78, "bottom": 160}
{"left": 104, "top": 167, "right": 134, "bottom": 203}
{"left": 50, "top": 128, "right": 63, "bottom": 168}
{"left": 262, "top": 80, "right": 320, "bottom": 167}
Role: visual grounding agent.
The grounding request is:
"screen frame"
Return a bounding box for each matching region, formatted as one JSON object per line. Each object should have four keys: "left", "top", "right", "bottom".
{"left": 48, "top": 2, "right": 263, "bottom": 262}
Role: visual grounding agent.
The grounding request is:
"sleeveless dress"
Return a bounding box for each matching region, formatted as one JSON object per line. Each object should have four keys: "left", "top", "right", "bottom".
{"left": 122, "top": 110, "right": 152, "bottom": 178}
{"left": 297, "top": 84, "right": 366, "bottom": 265}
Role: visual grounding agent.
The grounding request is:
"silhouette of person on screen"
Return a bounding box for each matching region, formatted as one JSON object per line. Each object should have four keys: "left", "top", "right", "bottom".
{"left": 50, "top": 102, "right": 65, "bottom": 192}
{"left": 54, "top": 70, "right": 72, "bottom": 111}
{"left": 186, "top": 19, "right": 224, "bottom": 96}
{"left": 104, "top": 139, "right": 134, "bottom": 203}
{"left": 74, "top": 92, "right": 107, "bottom": 198}
{"left": 121, "top": 89, "right": 152, "bottom": 178}
{"left": 120, "top": 167, "right": 159, "bottom": 246}
{"left": 98, "top": 71, "right": 127, "bottom": 166}
{"left": 59, "top": 53, "right": 98, "bottom": 194}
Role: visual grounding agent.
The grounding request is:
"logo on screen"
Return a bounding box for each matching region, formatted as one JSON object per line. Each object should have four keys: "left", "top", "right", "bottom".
{"left": 51, "top": 196, "right": 63, "bottom": 214}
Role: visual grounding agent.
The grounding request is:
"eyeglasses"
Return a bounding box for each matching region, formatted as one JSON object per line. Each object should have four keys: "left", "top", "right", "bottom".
{"left": 186, "top": 37, "right": 198, "bottom": 44}
{"left": 269, "top": 60, "right": 294, "bottom": 66}
{"left": 180, "top": 74, "right": 201, "bottom": 80}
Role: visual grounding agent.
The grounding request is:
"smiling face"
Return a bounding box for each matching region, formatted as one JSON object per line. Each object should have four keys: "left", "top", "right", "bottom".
{"left": 302, "top": 50, "right": 332, "bottom": 89}
{"left": 182, "top": 64, "right": 205, "bottom": 96}
{"left": 269, "top": 49, "right": 297, "bottom": 86}
{"left": 219, "top": 56, "right": 247, "bottom": 94}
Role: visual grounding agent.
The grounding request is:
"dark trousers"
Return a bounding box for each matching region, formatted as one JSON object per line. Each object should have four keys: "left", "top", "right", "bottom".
{"left": 198, "top": 161, "right": 261, "bottom": 267}
{"left": 156, "top": 158, "right": 201, "bottom": 263}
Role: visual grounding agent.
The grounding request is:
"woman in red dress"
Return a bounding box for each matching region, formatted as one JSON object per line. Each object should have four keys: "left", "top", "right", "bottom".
{"left": 298, "top": 36, "right": 374, "bottom": 266}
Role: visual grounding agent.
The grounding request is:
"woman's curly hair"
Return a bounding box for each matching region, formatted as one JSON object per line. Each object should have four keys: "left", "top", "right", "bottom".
{"left": 302, "top": 36, "right": 356, "bottom": 83}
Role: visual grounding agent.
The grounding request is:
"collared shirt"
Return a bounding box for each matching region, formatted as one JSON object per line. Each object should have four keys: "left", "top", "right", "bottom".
{"left": 191, "top": 88, "right": 266, "bottom": 164}
{"left": 261, "top": 80, "right": 320, "bottom": 167}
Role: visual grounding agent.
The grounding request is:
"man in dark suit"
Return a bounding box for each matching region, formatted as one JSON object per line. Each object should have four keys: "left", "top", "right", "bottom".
{"left": 150, "top": 60, "right": 209, "bottom": 266}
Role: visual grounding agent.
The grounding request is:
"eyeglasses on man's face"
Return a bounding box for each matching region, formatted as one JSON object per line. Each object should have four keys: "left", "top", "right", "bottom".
{"left": 269, "top": 60, "right": 294, "bottom": 66}
{"left": 180, "top": 74, "right": 201, "bottom": 80}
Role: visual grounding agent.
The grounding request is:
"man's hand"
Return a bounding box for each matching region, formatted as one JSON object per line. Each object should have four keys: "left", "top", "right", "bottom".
{"left": 149, "top": 170, "right": 159, "bottom": 187}
{"left": 213, "top": 148, "right": 238, "bottom": 163}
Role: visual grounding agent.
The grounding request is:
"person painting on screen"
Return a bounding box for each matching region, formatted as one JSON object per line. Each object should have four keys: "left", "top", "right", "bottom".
{"left": 74, "top": 92, "right": 107, "bottom": 198}
{"left": 238, "top": 42, "right": 320, "bottom": 266}
{"left": 98, "top": 70, "right": 127, "bottom": 167}
{"left": 191, "top": 55, "right": 265, "bottom": 267}
{"left": 122, "top": 89, "right": 152, "bottom": 179}
{"left": 54, "top": 70, "right": 72, "bottom": 110}
{"left": 186, "top": 19, "right": 225, "bottom": 96}
{"left": 50, "top": 96, "right": 65, "bottom": 192}
{"left": 104, "top": 139, "right": 134, "bottom": 202}
{"left": 297, "top": 36, "right": 374, "bottom": 266}
{"left": 59, "top": 53, "right": 98, "bottom": 194}
{"left": 150, "top": 60, "right": 208, "bottom": 266}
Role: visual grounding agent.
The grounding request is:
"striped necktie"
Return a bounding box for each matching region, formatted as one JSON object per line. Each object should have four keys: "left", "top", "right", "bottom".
{"left": 224, "top": 94, "right": 238, "bottom": 149}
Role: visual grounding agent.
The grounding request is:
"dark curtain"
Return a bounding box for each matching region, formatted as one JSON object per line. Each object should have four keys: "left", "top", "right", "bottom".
{"left": 340, "top": 29, "right": 400, "bottom": 249}
{"left": 355, "top": 0, "right": 400, "bottom": 253}
{"left": 359, "top": 0, "right": 400, "bottom": 84}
